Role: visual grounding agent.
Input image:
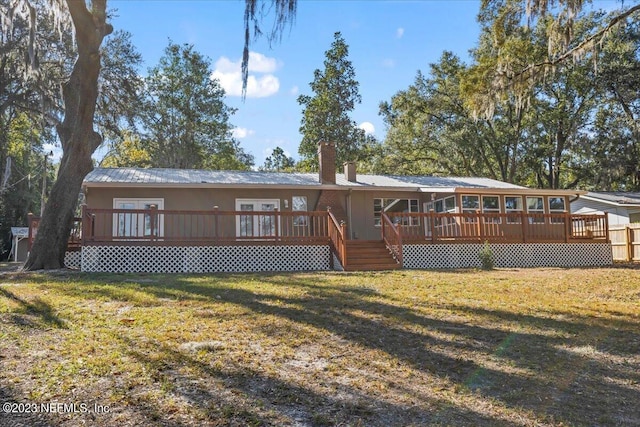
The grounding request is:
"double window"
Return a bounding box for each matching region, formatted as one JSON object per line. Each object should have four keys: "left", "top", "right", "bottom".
{"left": 505, "top": 196, "right": 523, "bottom": 223}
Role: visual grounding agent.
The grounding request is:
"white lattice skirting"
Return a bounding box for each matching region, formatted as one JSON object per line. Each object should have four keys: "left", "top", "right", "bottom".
{"left": 403, "top": 243, "right": 613, "bottom": 269}
{"left": 64, "top": 251, "right": 81, "bottom": 269}
{"left": 81, "top": 245, "right": 332, "bottom": 273}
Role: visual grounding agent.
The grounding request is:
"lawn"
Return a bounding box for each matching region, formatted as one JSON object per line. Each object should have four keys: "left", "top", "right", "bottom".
{"left": 0, "top": 266, "right": 639, "bottom": 426}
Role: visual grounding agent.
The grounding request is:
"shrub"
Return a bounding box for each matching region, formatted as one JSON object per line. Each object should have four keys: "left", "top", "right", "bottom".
{"left": 479, "top": 241, "right": 495, "bottom": 270}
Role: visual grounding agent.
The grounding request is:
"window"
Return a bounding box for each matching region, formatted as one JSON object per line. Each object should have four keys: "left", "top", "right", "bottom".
{"left": 504, "top": 196, "right": 523, "bottom": 223}
{"left": 549, "top": 197, "right": 566, "bottom": 223}
{"left": 434, "top": 199, "right": 444, "bottom": 213}
{"left": 113, "top": 199, "right": 164, "bottom": 238}
{"left": 374, "top": 198, "right": 419, "bottom": 226}
{"left": 526, "top": 197, "right": 544, "bottom": 223}
{"left": 482, "top": 195, "right": 501, "bottom": 223}
{"left": 461, "top": 195, "right": 480, "bottom": 223}
{"left": 444, "top": 196, "right": 456, "bottom": 212}
{"left": 292, "top": 196, "right": 308, "bottom": 226}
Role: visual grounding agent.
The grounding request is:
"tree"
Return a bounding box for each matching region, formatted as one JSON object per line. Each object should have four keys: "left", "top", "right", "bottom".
{"left": 138, "top": 42, "right": 253, "bottom": 170}
{"left": 475, "top": 0, "right": 640, "bottom": 118}
{"left": 1, "top": 0, "right": 290, "bottom": 269}
{"left": 297, "top": 32, "right": 370, "bottom": 169}
{"left": 260, "top": 146, "right": 295, "bottom": 172}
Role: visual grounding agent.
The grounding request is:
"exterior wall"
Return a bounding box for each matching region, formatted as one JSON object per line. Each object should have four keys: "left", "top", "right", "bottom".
{"left": 81, "top": 244, "right": 332, "bottom": 273}
{"left": 571, "top": 198, "right": 630, "bottom": 226}
{"left": 349, "top": 190, "right": 426, "bottom": 240}
{"left": 403, "top": 243, "right": 613, "bottom": 269}
{"left": 86, "top": 187, "right": 322, "bottom": 212}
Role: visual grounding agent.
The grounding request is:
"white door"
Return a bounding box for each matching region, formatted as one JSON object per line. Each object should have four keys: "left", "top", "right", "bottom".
{"left": 113, "top": 199, "right": 164, "bottom": 238}
{"left": 235, "top": 199, "right": 280, "bottom": 238}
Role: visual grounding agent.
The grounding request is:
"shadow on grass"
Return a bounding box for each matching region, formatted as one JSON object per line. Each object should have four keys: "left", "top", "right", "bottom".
{"left": 39, "top": 272, "right": 640, "bottom": 426}
{"left": 0, "top": 287, "right": 67, "bottom": 329}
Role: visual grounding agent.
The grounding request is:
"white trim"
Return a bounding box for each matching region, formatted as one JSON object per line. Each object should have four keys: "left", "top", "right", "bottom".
{"left": 112, "top": 198, "right": 164, "bottom": 238}
{"left": 235, "top": 198, "right": 281, "bottom": 238}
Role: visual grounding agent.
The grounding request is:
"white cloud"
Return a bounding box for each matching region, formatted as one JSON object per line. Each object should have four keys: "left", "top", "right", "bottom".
{"left": 232, "top": 127, "right": 255, "bottom": 139}
{"left": 396, "top": 27, "right": 405, "bottom": 39}
{"left": 211, "top": 51, "right": 280, "bottom": 98}
{"left": 290, "top": 85, "right": 299, "bottom": 96}
{"left": 358, "top": 122, "right": 375, "bottom": 136}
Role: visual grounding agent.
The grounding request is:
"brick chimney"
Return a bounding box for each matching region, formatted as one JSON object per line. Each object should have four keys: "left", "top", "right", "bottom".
{"left": 344, "top": 162, "right": 356, "bottom": 182}
{"left": 318, "top": 141, "right": 336, "bottom": 184}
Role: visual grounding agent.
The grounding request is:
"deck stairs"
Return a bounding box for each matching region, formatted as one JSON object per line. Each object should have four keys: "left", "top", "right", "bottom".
{"left": 342, "top": 240, "right": 401, "bottom": 271}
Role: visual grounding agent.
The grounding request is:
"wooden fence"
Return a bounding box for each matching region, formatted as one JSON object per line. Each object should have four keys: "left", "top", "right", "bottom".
{"left": 609, "top": 224, "right": 640, "bottom": 262}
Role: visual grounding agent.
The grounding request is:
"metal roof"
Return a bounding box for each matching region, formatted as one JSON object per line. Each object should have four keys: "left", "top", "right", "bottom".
{"left": 84, "top": 168, "right": 529, "bottom": 191}
{"left": 581, "top": 192, "right": 640, "bottom": 206}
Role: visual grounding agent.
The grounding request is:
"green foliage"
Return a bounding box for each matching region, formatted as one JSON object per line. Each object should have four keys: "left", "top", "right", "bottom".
{"left": 260, "top": 147, "right": 295, "bottom": 172}
{"left": 478, "top": 241, "right": 495, "bottom": 270}
{"left": 297, "top": 32, "right": 373, "bottom": 168}
{"left": 138, "top": 42, "right": 253, "bottom": 170}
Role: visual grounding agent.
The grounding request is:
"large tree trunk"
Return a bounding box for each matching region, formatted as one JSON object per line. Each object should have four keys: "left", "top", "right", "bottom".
{"left": 24, "top": 0, "right": 112, "bottom": 270}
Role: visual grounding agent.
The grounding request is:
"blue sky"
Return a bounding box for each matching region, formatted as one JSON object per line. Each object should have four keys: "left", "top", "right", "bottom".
{"left": 99, "top": 0, "right": 484, "bottom": 167}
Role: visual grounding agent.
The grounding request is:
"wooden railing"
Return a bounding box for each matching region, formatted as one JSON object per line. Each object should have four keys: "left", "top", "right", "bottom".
{"left": 385, "top": 211, "right": 609, "bottom": 244}
{"left": 381, "top": 212, "right": 403, "bottom": 265}
{"left": 28, "top": 214, "right": 82, "bottom": 251}
{"left": 81, "top": 206, "right": 330, "bottom": 245}
{"left": 327, "top": 208, "right": 347, "bottom": 269}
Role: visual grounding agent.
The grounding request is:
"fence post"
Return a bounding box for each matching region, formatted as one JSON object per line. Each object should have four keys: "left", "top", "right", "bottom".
{"left": 626, "top": 225, "right": 632, "bottom": 262}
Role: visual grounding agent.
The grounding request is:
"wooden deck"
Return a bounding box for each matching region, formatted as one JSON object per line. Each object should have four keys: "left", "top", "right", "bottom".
{"left": 28, "top": 208, "right": 609, "bottom": 271}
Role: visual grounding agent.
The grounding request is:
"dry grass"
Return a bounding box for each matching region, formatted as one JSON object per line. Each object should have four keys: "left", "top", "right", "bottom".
{"left": 1, "top": 266, "right": 639, "bottom": 426}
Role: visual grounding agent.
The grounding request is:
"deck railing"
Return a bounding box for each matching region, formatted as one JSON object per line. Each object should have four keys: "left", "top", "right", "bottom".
{"left": 28, "top": 214, "right": 83, "bottom": 251}
{"left": 381, "top": 212, "right": 403, "bottom": 264}
{"left": 81, "top": 206, "right": 330, "bottom": 245}
{"left": 27, "top": 209, "right": 609, "bottom": 254}
{"left": 327, "top": 209, "right": 347, "bottom": 268}
{"left": 386, "top": 211, "right": 609, "bottom": 243}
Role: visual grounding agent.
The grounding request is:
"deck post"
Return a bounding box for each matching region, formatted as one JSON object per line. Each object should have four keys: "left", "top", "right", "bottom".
{"left": 274, "top": 208, "right": 280, "bottom": 241}
{"left": 476, "top": 210, "right": 483, "bottom": 242}
{"left": 213, "top": 206, "right": 219, "bottom": 241}
{"left": 430, "top": 210, "right": 436, "bottom": 243}
{"left": 604, "top": 212, "right": 610, "bottom": 243}
{"left": 149, "top": 205, "right": 157, "bottom": 242}
{"left": 81, "top": 204, "right": 88, "bottom": 246}
{"left": 564, "top": 211, "right": 570, "bottom": 243}
{"left": 520, "top": 210, "right": 527, "bottom": 243}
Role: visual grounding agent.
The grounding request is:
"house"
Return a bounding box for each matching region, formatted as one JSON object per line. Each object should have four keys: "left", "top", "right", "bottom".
{"left": 65, "top": 141, "right": 612, "bottom": 273}
{"left": 571, "top": 192, "right": 640, "bottom": 225}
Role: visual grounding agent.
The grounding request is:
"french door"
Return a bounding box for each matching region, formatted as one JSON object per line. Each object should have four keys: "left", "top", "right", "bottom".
{"left": 113, "top": 199, "right": 164, "bottom": 238}
{"left": 235, "top": 199, "right": 280, "bottom": 238}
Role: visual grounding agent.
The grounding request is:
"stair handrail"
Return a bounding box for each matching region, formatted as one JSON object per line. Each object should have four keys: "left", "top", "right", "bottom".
{"left": 381, "top": 212, "right": 403, "bottom": 266}
{"left": 327, "top": 208, "right": 347, "bottom": 269}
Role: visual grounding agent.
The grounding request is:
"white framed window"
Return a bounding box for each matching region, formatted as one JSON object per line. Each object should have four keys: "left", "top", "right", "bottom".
{"left": 292, "top": 196, "right": 308, "bottom": 226}
{"left": 113, "top": 198, "right": 164, "bottom": 238}
{"left": 235, "top": 199, "right": 280, "bottom": 238}
{"left": 504, "top": 196, "right": 523, "bottom": 223}
{"left": 374, "top": 198, "right": 419, "bottom": 226}
{"left": 461, "top": 195, "right": 480, "bottom": 222}
{"left": 526, "top": 196, "right": 544, "bottom": 223}
{"left": 482, "top": 195, "right": 501, "bottom": 223}
{"left": 549, "top": 197, "right": 566, "bottom": 223}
